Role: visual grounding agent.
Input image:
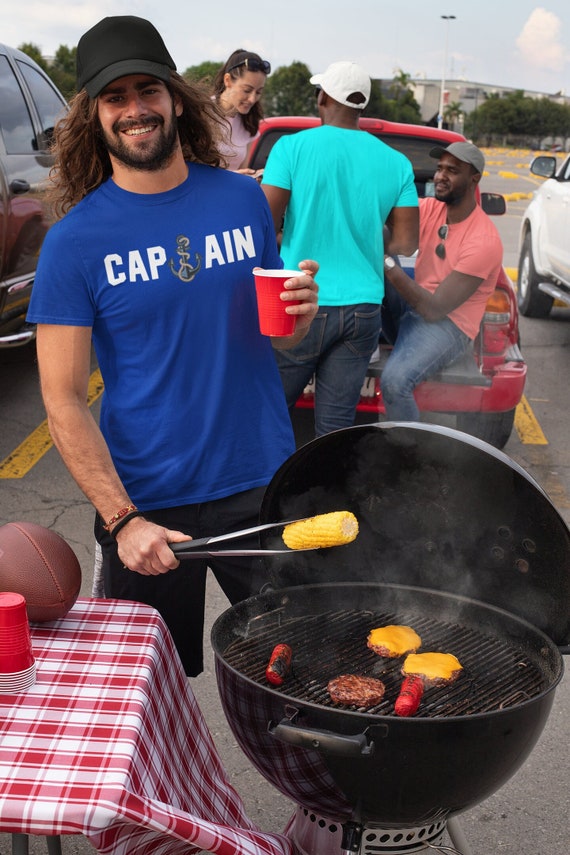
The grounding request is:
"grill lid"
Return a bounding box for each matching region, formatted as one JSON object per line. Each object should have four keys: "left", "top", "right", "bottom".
{"left": 260, "top": 424, "right": 570, "bottom": 649}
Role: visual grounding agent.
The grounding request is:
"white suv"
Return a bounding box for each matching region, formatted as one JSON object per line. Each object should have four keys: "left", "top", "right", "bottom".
{"left": 517, "top": 153, "right": 570, "bottom": 318}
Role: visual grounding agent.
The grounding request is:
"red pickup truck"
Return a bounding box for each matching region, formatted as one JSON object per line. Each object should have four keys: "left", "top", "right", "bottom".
{"left": 247, "top": 116, "right": 526, "bottom": 449}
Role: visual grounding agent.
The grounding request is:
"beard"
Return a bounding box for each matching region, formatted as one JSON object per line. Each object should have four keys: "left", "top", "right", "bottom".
{"left": 434, "top": 185, "right": 459, "bottom": 205}
{"left": 102, "top": 106, "right": 179, "bottom": 172}
{"left": 434, "top": 177, "right": 469, "bottom": 206}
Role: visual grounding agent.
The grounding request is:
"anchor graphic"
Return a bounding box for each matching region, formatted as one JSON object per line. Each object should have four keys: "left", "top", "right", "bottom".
{"left": 169, "top": 235, "right": 202, "bottom": 282}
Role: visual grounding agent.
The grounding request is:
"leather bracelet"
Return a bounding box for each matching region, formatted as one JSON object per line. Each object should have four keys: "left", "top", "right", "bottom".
{"left": 109, "top": 510, "right": 145, "bottom": 540}
{"left": 103, "top": 504, "right": 137, "bottom": 531}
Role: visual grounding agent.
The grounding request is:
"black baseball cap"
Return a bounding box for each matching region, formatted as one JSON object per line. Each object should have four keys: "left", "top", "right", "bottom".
{"left": 76, "top": 16, "right": 177, "bottom": 98}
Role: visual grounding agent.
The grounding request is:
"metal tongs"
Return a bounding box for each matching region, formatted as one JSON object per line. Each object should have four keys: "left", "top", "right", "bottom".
{"left": 170, "top": 518, "right": 315, "bottom": 558}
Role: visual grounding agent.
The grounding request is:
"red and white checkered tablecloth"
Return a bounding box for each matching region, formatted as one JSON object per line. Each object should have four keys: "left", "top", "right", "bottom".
{"left": 0, "top": 598, "right": 294, "bottom": 855}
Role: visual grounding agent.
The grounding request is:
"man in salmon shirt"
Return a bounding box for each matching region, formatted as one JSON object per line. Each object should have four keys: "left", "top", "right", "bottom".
{"left": 380, "top": 141, "right": 503, "bottom": 421}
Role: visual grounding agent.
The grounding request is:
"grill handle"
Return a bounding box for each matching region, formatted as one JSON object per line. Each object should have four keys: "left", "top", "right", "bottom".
{"left": 268, "top": 718, "right": 386, "bottom": 757}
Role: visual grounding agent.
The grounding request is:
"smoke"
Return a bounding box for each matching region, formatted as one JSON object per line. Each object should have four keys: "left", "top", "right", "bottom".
{"left": 516, "top": 7, "right": 568, "bottom": 73}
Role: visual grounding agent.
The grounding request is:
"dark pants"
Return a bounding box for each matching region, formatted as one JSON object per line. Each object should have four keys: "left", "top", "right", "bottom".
{"left": 95, "top": 486, "right": 267, "bottom": 677}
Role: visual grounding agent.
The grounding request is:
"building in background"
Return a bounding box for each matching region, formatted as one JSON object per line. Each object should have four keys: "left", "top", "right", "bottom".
{"left": 406, "top": 77, "right": 570, "bottom": 133}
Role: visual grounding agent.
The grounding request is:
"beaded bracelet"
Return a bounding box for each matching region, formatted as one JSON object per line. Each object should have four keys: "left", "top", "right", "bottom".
{"left": 109, "top": 510, "right": 145, "bottom": 540}
{"left": 103, "top": 504, "right": 137, "bottom": 531}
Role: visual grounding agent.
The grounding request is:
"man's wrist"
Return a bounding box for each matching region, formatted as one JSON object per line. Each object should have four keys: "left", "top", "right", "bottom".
{"left": 109, "top": 510, "right": 145, "bottom": 539}
{"left": 384, "top": 255, "right": 397, "bottom": 271}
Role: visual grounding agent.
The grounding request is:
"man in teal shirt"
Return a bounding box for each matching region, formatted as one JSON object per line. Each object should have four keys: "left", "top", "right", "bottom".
{"left": 262, "top": 61, "right": 418, "bottom": 437}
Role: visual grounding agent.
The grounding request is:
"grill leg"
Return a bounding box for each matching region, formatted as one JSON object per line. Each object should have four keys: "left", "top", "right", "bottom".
{"left": 340, "top": 821, "right": 363, "bottom": 854}
{"left": 11, "top": 835, "right": 62, "bottom": 855}
{"left": 12, "top": 835, "right": 29, "bottom": 855}
{"left": 447, "top": 817, "right": 472, "bottom": 855}
{"left": 46, "top": 836, "right": 63, "bottom": 855}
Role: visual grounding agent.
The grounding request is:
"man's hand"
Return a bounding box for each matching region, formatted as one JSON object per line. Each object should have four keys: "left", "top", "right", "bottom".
{"left": 114, "top": 516, "right": 190, "bottom": 576}
{"left": 270, "top": 259, "right": 319, "bottom": 348}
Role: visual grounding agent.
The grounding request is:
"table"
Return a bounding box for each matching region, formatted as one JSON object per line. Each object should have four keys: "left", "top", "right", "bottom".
{"left": 0, "top": 598, "right": 294, "bottom": 855}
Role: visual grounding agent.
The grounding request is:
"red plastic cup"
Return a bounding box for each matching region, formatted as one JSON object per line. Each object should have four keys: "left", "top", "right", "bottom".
{"left": 253, "top": 268, "right": 301, "bottom": 336}
{"left": 0, "top": 592, "right": 35, "bottom": 674}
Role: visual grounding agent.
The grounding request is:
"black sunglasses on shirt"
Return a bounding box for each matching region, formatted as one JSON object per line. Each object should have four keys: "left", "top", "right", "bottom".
{"left": 228, "top": 57, "right": 271, "bottom": 75}
{"left": 435, "top": 224, "right": 449, "bottom": 259}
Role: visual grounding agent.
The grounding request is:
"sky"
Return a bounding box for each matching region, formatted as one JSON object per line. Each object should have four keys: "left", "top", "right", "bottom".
{"left": 3, "top": 1, "right": 570, "bottom": 96}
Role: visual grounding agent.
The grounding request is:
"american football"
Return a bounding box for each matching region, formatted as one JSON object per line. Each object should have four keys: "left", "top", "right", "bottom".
{"left": 0, "top": 521, "right": 82, "bottom": 622}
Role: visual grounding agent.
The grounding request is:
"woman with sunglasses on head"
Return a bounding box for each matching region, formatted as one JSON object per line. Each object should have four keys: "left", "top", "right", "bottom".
{"left": 381, "top": 141, "right": 503, "bottom": 422}
{"left": 213, "top": 49, "right": 270, "bottom": 176}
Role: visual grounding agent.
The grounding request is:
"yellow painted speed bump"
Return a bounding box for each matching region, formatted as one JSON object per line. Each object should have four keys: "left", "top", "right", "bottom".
{"left": 515, "top": 396, "right": 548, "bottom": 445}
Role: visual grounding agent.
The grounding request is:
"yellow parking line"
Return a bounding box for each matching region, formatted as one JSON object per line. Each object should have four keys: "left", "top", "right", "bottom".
{"left": 514, "top": 395, "right": 548, "bottom": 445}
{"left": 0, "top": 371, "right": 548, "bottom": 478}
{"left": 0, "top": 370, "right": 104, "bottom": 479}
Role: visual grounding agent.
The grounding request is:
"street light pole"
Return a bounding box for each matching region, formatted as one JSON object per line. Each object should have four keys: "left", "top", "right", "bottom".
{"left": 438, "top": 14, "right": 456, "bottom": 129}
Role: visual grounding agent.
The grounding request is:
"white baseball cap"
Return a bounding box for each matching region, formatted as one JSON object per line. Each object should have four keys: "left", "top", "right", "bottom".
{"left": 310, "top": 61, "right": 371, "bottom": 109}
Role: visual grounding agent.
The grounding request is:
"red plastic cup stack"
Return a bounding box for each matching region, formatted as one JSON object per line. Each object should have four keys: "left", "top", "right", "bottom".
{"left": 0, "top": 592, "right": 36, "bottom": 693}
{"left": 252, "top": 268, "right": 301, "bottom": 336}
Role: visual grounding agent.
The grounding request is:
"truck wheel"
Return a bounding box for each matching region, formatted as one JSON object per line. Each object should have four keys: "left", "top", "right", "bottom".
{"left": 456, "top": 409, "right": 516, "bottom": 450}
{"left": 518, "top": 233, "right": 553, "bottom": 318}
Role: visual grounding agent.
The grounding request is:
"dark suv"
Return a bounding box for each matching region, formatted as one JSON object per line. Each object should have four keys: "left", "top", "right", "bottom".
{"left": 248, "top": 116, "right": 526, "bottom": 449}
{"left": 0, "top": 43, "right": 67, "bottom": 348}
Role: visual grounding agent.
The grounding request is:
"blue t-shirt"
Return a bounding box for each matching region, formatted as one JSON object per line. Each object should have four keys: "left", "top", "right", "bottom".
{"left": 28, "top": 164, "right": 294, "bottom": 509}
{"left": 262, "top": 125, "right": 418, "bottom": 305}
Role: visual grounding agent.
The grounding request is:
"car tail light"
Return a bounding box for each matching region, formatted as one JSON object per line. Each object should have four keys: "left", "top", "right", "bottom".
{"left": 481, "top": 287, "right": 514, "bottom": 356}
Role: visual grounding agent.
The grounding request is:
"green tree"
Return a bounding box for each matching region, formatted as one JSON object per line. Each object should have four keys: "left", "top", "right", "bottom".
{"left": 465, "top": 89, "right": 570, "bottom": 145}
{"left": 183, "top": 61, "right": 221, "bottom": 88}
{"left": 49, "top": 45, "right": 77, "bottom": 101}
{"left": 18, "top": 42, "right": 76, "bottom": 100}
{"left": 443, "top": 101, "right": 464, "bottom": 132}
{"left": 466, "top": 92, "right": 510, "bottom": 143}
{"left": 365, "top": 70, "right": 422, "bottom": 123}
{"left": 362, "top": 80, "right": 390, "bottom": 118}
{"left": 389, "top": 68, "right": 414, "bottom": 100}
{"left": 388, "top": 87, "right": 422, "bottom": 123}
{"left": 263, "top": 62, "right": 315, "bottom": 117}
{"left": 17, "top": 42, "right": 48, "bottom": 71}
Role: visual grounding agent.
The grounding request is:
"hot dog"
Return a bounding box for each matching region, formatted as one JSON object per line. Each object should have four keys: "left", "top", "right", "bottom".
{"left": 394, "top": 674, "right": 424, "bottom": 716}
{"left": 265, "top": 643, "right": 292, "bottom": 686}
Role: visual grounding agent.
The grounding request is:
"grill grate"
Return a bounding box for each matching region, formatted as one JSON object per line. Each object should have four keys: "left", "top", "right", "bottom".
{"left": 223, "top": 607, "right": 547, "bottom": 717}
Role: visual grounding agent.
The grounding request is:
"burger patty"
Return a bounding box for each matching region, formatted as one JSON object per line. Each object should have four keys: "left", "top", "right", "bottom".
{"left": 401, "top": 652, "right": 463, "bottom": 687}
{"left": 367, "top": 625, "right": 421, "bottom": 658}
{"left": 327, "top": 674, "right": 386, "bottom": 708}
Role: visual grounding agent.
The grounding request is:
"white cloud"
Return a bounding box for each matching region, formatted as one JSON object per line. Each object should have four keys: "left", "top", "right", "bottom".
{"left": 516, "top": 7, "right": 568, "bottom": 72}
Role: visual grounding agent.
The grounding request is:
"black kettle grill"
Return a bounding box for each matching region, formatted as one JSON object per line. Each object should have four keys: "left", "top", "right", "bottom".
{"left": 211, "top": 424, "right": 569, "bottom": 855}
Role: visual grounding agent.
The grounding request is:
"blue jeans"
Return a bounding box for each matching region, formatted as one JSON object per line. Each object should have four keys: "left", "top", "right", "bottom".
{"left": 380, "top": 285, "right": 470, "bottom": 422}
{"left": 275, "top": 304, "right": 382, "bottom": 436}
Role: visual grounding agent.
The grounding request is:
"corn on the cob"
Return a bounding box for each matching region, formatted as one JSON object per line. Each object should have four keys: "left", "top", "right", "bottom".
{"left": 282, "top": 511, "right": 359, "bottom": 550}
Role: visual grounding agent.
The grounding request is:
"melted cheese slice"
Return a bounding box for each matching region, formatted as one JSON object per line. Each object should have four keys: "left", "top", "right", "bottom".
{"left": 402, "top": 652, "right": 463, "bottom": 681}
{"left": 367, "top": 625, "right": 421, "bottom": 655}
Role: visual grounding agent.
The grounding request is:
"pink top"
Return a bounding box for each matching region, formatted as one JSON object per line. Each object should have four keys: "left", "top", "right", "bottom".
{"left": 219, "top": 114, "right": 260, "bottom": 170}
{"left": 415, "top": 197, "right": 503, "bottom": 339}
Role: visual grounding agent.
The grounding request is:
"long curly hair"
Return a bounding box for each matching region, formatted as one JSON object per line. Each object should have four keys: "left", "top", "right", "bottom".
{"left": 212, "top": 49, "right": 268, "bottom": 137}
{"left": 48, "top": 72, "right": 228, "bottom": 217}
